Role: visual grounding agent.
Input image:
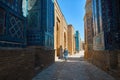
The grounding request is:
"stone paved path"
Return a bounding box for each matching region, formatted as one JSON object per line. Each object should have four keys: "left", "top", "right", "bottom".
{"left": 32, "top": 51, "right": 115, "bottom": 80}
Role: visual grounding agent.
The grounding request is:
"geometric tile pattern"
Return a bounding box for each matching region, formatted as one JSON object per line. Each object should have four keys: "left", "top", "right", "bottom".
{"left": 8, "top": 14, "right": 24, "bottom": 39}
{"left": 0, "top": 0, "right": 26, "bottom": 47}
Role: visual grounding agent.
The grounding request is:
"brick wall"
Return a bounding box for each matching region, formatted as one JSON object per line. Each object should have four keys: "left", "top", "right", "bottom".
{"left": 33, "top": 47, "right": 55, "bottom": 74}
{"left": 84, "top": 50, "right": 93, "bottom": 61}
{"left": 0, "top": 48, "right": 35, "bottom": 80}
{"left": 92, "top": 51, "right": 110, "bottom": 71}
{"left": 0, "top": 47, "right": 55, "bottom": 80}
{"left": 90, "top": 50, "right": 120, "bottom": 71}
{"left": 118, "top": 51, "right": 120, "bottom": 68}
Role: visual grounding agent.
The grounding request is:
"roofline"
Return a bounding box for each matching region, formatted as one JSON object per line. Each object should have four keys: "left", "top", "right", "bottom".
{"left": 55, "top": 0, "right": 68, "bottom": 24}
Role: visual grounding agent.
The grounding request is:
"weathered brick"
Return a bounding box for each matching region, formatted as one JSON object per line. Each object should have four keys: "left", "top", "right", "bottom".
{"left": 118, "top": 51, "right": 120, "bottom": 68}
{"left": 33, "top": 47, "right": 55, "bottom": 74}
{"left": 90, "top": 50, "right": 120, "bottom": 71}
{"left": 0, "top": 48, "right": 35, "bottom": 80}
{"left": 0, "top": 47, "right": 55, "bottom": 80}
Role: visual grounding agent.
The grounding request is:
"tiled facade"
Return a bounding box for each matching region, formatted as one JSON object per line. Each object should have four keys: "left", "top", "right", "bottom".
{"left": 54, "top": 0, "right": 68, "bottom": 58}
{"left": 27, "top": 0, "right": 55, "bottom": 76}
{"left": 0, "top": 0, "right": 55, "bottom": 80}
{"left": 92, "top": 0, "right": 120, "bottom": 50}
{"left": 90, "top": 0, "right": 120, "bottom": 76}
{"left": 27, "top": 0, "right": 54, "bottom": 49}
{"left": 67, "top": 24, "right": 75, "bottom": 55}
{"left": 0, "top": 0, "right": 26, "bottom": 48}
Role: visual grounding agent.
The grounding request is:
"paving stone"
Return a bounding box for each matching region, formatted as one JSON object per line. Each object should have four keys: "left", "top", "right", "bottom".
{"left": 32, "top": 52, "right": 115, "bottom": 80}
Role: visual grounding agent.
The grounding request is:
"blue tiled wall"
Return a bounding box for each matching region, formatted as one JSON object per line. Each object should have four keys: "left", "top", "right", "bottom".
{"left": 92, "top": 0, "right": 120, "bottom": 50}
{"left": 27, "top": 0, "right": 54, "bottom": 49}
{"left": 0, "top": 0, "right": 26, "bottom": 48}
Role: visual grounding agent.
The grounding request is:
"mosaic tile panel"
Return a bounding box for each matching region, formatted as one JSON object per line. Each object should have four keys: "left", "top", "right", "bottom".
{"left": 0, "top": 0, "right": 22, "bottom": 14}
{"left": 0, "top": 7, "right": 5, "bottom": 35}
{"left": 27, "top": 0, "right": 54, "bottom": 48}
{"left": 8, "top": 14, "right": 24, "bottom": 39}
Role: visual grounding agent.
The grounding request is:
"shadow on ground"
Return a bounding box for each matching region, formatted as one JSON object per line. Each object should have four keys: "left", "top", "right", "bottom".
{"left": 67, "top": 57, "right": 84, "bottom": 61}
{"left": 33, "top": 53, "right": 115, "bottom": 80}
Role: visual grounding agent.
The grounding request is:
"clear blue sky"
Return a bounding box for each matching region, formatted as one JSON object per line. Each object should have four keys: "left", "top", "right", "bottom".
{"left": 57, "top": 0, "right": 86, "bottom": 41}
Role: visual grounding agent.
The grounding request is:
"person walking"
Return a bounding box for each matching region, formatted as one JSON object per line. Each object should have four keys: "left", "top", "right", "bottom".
{"left": 63, "top": 48, "right": 68, "bottom": 61}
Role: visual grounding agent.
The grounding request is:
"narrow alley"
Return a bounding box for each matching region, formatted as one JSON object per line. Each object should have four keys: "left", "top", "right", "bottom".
{"left": 0, "top": 0, "right": 120, "bottom": 80}
{"left": 33, "top": 51, "right": 115, "bottom": 80}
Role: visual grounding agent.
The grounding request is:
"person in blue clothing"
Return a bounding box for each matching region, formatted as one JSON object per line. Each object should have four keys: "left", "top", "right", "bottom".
{"left": 63, "top": 48, "right": 68, "bottom": 61}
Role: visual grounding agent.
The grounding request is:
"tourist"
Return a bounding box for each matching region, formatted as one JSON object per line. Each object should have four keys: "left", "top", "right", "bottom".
{"left": 63, "top": 48, "right": 68, "bottom": 61}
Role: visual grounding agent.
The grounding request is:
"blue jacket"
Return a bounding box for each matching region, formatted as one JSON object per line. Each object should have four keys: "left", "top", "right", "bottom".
{"left": 64, "top": 50, "right": 68, "bottom": 56}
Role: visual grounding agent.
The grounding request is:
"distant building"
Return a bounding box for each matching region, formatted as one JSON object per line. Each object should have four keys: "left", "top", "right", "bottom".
{"left": 27, "top": 0, "right": 54, "bottom": 49}
{"left": 0, "top": 0, "right": 26, "bottom": 47}
{"left": 75, "top": 31, "right": 81, "bottom": 52}
{"left": 67, "top": 24, "right": 75, "bottom": 55}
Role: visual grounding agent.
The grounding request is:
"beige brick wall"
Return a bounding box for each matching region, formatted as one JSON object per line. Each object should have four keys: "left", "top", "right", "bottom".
{"left": 54, "top": 0, "right": 68, "bottom": 57}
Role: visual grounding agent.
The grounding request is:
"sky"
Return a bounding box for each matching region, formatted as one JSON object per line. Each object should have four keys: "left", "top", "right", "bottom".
{"left": 57, "top": 0, "right": 86, "bottom": 41}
